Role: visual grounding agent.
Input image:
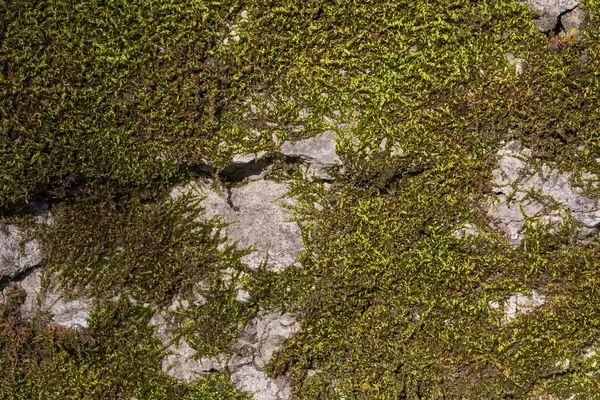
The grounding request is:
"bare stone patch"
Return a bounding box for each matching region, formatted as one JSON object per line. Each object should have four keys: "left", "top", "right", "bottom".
{"left": 0, "top": 224, "right": 43, "bottom": 280}
{"left": 11, "top": 269, "right": 93, "bottom": 329}
{"left": 173, "top": 179, "right": 305, "bottom": 272}
{"left": 153, "top": 309, "right": 297, "bottom": 400}
{"left": 281, "top": 130, "right": 343, "bottom": 179}
{"left": 487, "top": 141, "right": 599, "bottom": 245}
{"left": 520, "top": 0, "right": 580, "bottom": 33}
{"left": 489, "top": 290, "right": 546, "bottom": 323}
{"left": 451, "top": 223, "right": 480, "bottom": 239}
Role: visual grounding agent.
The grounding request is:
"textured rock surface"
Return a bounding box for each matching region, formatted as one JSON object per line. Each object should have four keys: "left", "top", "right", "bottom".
{"left": 149, "top": 306, "right": 230, "bottom": 382}
{"left": 561, "top": 5, "right": 585, "bottom": 37}
{"left": 281, "top": 130, "right": 342, "bottom": 179}
{"left": 154, "top": 309, "right": 297, "bottom": 399}
{"left": 166, "top": 179, "right": 303, "bottom": 396}
{"left": 252, "top": 312, "right": 299, "bottom": 368}
{"left": 231, "top": 366, "right": 292, "bottom": 400}
{"left": 0, "top": 224, "right": 43, "bottom": 279}
{"left": 228, "top": 181, "right": 304, "bottom": 271}
{"left": 174, "top": 179, "right": 305, "bottom": 272}
{"left": 451, "top": 223, "right": 479, "bottom": 239}
{"left": 232, "top": 151, "right": 267, "bottom": 165}
{"left": 488, "top": 141, "right": 599, "bottom": 245}
{"left": 522, "top": 0, "right": 580, "bottom": 32}
{"left": 490, "top": 290, "right": 546, "bottom": 323}
{"left": 16, "top": 269, "right": 92, "bottom": 329}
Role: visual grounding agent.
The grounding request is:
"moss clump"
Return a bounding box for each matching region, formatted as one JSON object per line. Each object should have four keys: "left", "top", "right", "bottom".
{"left": 270, "top": 179, "right": 600, "bottom": 398}
{"left": 0, "top": 0, "right": 243, "bottom": 210}
{"left": 4, "top": 0, "right": 600, "bottom": 398}
{"left": 37, "top": 189, "right": 260, "bottom": 357}
{"left": 0, "top": 289, "right": 248, "bottom": 399}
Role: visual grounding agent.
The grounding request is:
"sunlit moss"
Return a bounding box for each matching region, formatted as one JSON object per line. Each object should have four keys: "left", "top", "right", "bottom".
{"left": 0, "top": 291, "right": 248, "bottom": 399}
{"left": 3, "top": 0, "right": 600, "bottom": 397}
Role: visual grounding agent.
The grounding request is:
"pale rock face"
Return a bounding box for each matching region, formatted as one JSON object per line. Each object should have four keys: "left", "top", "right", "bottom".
{"left": 153, "top": 309, "right": 297, "bottom": 400}
{"left": 18, "top": 269, "right": 92, "bottom": 329}
{"left": 522, "top": 0, "right": 580, "bottom": 32}
{"left": 232, "top": 151, "right": 267, "bottom": 165}
{"left": 490, "top": 290, "right": 546, "bottom": 322}
{"left": 231, "top": 366, "right": 292, "bottom": 400}
{"left": 165, "top": 338, "right": 227, "bottom": 381}
{"left": 229, "top": 181, "right": 304, "bottom": 272}
{"left": 150, "top": 311, "right": 228, "bottom": 381}
{"left": 281, "top": 130, "right": 342, "bottom": 179}
{"left": 506, "top": 52, "right": 525, "bottom": 75}
{"left": 174, "top": 179, "right": 305, "bottom": 272}
{"left": 0, "top": 224, "right": 43, "bottom": 279}
{"left": 230, "top": 313, "right": 298, "bottom": 399}
{"left": 488, "top": 141, "right": 599, "bottom": 245}
{"left": 561, "top": 5, "right": 585, "bottom": 37}
{"left": 390, "top": 142, "right": 405, "bottom": 157}
{"left": 451, "top": 223, "right": 479, "bottom": 239}
{"left": 253, "top": 312, "right": 299, "bottom": 368}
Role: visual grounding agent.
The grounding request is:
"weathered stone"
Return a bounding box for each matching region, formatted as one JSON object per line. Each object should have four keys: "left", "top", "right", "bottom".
{"left": 451, "top": 223, "right": 479, "bottom": 239}
{"left": 150, "top": 310, "right": 228, "bottom": 381}
{"left": 0, "top": 224, "right": 43, "bottom": 279}
{"left": 163, "top": 338, "right": 227, "bottom": 381}
{"left": 506, "top": 52, "right": 525, "bottom": 75}
{"left": 232, "top": 151, "right": 266, "bottom": 165}
{"left": 174, "top": 179, "right": 305, "bottom": 272}
{"left": 521, "top": 0, "right": 579, "bottom": 32}
{"left": 166, "top": 181, "right": 302, "bottom": 395}
{"left": 18, "top": 269, "right": 92, "bottom": 329}
{"left": 390, "top": 142, "right": 404, "bottom": 157}
{"left": 228, "top": 181, "right": 304, "bottom": 271}
{"left": 561, "top": 5, "right": 585, "bottom": 37}
{"left": 281, "top": 130, "right": 342, "bottom": 179}
{"left": 253, "top": 312, "right": 299, "bottom": 368}
{"left": 231, "top": 366, "right": 292, "bottom": 400}
{"left": 151, "top": 307, "right": 297, "bottom": 399}
{"left": 378, "top": 137, "right": 388, "bottom": 151}
{"left": 488, "top": 141, "right": 600, "bottom": 245}
{"left": 490, "top": 290, "right": 546, "bottom": 323}
{"left": 228, "top": 312, "right": 298, "bottom": 398}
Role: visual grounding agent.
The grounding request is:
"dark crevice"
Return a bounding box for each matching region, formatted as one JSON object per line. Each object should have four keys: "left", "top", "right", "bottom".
{"left": 548, "top": 5, "right": 580, "bottom": 37}
{"left": 0, "top": 265, "right": 39, "bottom": 294}
{"left": 226, "top": 188, "right": 240, "bottom": 212}
{"left": 220, "top": 158, "right": 272, "bottom": 183}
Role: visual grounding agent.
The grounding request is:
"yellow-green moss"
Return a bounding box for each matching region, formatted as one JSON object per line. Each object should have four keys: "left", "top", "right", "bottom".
{"left": 4, "top": 0, "right": 600, "bottom": 398}
{"left": 0, "top": 289, "right": 249, "bottom": 399}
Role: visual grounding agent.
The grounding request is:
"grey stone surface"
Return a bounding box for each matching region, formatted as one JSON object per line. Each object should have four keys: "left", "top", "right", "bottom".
{"left": 522, "top": 0, "right": 579, "bottom": 32}
{"left": 490, "top": 290, "right": 546, "bottom": 323}
{"left": 153, "top": 308, "right": 297, "bottom": 399}
{"left": 281, "top": 130, "right": 342, "bottom": 179}
{"left": 506, "top": 52, "right": 524, "bottom": 75}
{"left": 488, "top": 141, "right": 599, "bottom": 245}
{"left": 0, "top": 224, "right": 43, "bottom": 279}
{"left": 167, "top": 178, "right": 303, "bottom": 397}
{"left": 173, "top": 179, "right": 305, "bottom": 272}
{"left": 150, "top": 309, "right": 229, "bottom": 381}
{"left": 253, "top": 312, "right": 299, "bottom": 369}
{"left": 228, "top": 181, "right": 304, "bottom": 272}
{"left": 451, "top": 223, "right": 479, "bottom": 239}
{"left": 17, "top": 269, "right": 92, "bottom": 329}
{"left": 561, "top": 5, "right": 585, "bottom": 37}
{"left": 232, "top": 151, "right": 267, "bottom": 165}
{"left": 231, "top": 366, "right": 292, "bottom": 400}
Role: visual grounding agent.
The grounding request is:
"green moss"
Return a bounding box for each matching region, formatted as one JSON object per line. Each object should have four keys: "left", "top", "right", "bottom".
{"left": 1, "top": 0, "right": 242, "bottom": 209}
{"left": 270, "top": 179, "right": 600, "bottom": 398}
{"left": 4, "top": 0, "right": 600, "bottom": 397}
{"left": 0, "top": 289, "right": 248, "bottom": 399}
{"left": 36, "top": 189, "right": 261, "bottom": 357}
